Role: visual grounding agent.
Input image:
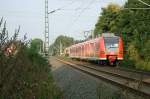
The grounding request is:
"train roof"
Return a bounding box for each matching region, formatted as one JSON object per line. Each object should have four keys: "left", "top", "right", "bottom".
{"left": 66, "top": 33, "right": 120, "bottom": 49}
{"left": 68, "top": 37, "right": 100, "bottom": 49}
{"left": 101, "top": 33, "right": 118, "bottom": 37}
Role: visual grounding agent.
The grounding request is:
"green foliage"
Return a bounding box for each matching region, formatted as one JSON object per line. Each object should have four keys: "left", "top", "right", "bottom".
{"left": 0, "top": 18, "right": 63, "bottom": 98}
{"left": 94, "top": 4, "right": 121, "bottom": 36}
{"left": 94, "top": 1, "right": 150, "bottom": 70}
{"left": 49, "top": 35, "right": 74, "bottom": 55}
{"left": 30, "top": 38, "right": 43, "bottom": 53}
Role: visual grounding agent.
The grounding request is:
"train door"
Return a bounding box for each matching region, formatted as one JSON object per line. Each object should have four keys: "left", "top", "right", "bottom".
{"left": 80, "top": 46, "right": 82, "bottom": 57}
{"left": 86, "top": 44, "right": 88, "bottom": 57}
{"left": 76, "top": 47, "right": 79, "bottom": 57}
{"left": 95, "top": 41, "right": 100, "bottom": 57}
{"left": 85, "top": 44, "right": 87, "bottom": 57}
{"left": 83, "top": 44, "right": 85, "bottom": 57}
{"left": 87, "top": 43, "right": 90, "bottom": 57}
{"left": 90, "top": 43, "right": 94, "bottom": 57}
{"left": 81, "top": 45, "right": 84, "bottom": 57}
{"left": 93, "top": 42, "right": 96, "bottom": 57}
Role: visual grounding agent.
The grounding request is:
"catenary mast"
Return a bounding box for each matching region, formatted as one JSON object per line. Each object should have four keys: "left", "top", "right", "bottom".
{"left": 44, "top": 0, "right": 49, "bottom": 56}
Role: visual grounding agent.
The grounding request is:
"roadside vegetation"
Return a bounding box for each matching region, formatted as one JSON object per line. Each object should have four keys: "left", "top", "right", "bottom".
{"left": 94, "top": 0, "right": 150, "bottom": 71}
{"left": 0, "top": 18, "right": 63, "bottom": 99}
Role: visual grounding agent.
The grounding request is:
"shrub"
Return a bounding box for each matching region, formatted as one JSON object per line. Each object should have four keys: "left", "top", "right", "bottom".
{"left": 0, "top": 18, "right": 63, "bottom": 99}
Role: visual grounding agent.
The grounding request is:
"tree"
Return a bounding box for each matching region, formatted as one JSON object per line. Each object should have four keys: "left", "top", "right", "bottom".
{"left": 49, "top": 35, "right": 74, "bottom": 55}
{"left": 122, "top": 0, "right": 150, "bottom": 70}
{"left": 94, "top": 4, "right": 121, "bottom": 36}
{"left": 30, "top": 38, "right": 43, "bottom": 53}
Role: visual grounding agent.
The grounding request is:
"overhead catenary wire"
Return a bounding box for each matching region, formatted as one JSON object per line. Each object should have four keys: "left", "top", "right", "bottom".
{"left": 61, "top": 8, "right": 91, "bottom": 11}
{"left": 66, "top": 0, "right": 96, "bottom": 33}
{"left": 123, "top": 7, "right": 150, "bottom": 10}
{"left": 59, "top": 0, "right": 76, "bottom": 9}
{"left": 124, "top": 0, "right": 150, "bottom": 10}
{"left": 74, "top": 0, "right": 94, "bottom": 19}
{"left": 48, "top": 0, "right": 77, "bottom": 14}
{"left": 138, "top": 0, "right": 150, "bottom": 7}
{"left": 63, "top": 0, "right": 86, "bottom": 31}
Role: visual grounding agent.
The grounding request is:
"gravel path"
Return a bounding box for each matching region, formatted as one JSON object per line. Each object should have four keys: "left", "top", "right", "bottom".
{"left": 51, "top": 57, "right": 99, "bottom": 99}
{"left": 50, "top": 57, "right": 148, "bottom": 99}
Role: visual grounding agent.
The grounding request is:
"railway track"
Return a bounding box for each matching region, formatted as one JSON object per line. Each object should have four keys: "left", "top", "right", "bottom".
{"left": 61, "top": 58, "right": 150, "bottom": 82}
{"left": 56, "top": 58, "right": 150, "bottom": 97}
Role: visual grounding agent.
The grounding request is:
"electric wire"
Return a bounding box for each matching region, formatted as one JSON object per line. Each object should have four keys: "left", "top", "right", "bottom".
{"left": 64, "top": 0, "right": 86, "bottom": 31}
{"left": 49, "top": 0, "right": 77, "bottom": 14}
{"left": 66, "top": 0, "right": 96, "bottom": 33}
{"left": 59, "top": 0, "right": 76, "bottom": 9}
{"left": 61, "top": 8, "right": 91, "bottom": 11}
{"left": 124, "top": 0, "right": 150, "bottom": 10}
{"left": 138, "top": 0, "right": 150, "bottom": 7}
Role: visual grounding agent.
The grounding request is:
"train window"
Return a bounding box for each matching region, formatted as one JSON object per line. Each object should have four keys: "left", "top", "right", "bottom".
{"left": 104, "top": 37, "right": 119, "bottom": 51}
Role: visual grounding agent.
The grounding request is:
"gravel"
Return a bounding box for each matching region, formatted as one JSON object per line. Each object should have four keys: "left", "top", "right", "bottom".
{"left": 51, "top": 59, "right": 98, "bottom": 99}
{"left": 50, "top": 57, "right": 149, "bottom": 99}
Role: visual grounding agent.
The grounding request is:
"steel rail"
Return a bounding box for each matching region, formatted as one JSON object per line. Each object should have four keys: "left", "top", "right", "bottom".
{"left": 117, "top": 67, "right": 150, "bottom": 76}
{"left": 62, "top": 58, "right": 150, "bottom": 83}
{"left": 56, "top": 58, "right": 150, "bottom": 97}
{"left": 71, "top": 62, "right": 150, "bottom": 85}
{"left": 74, "top": 63, "right": 150, "bottom": 86}
{"left": 64, "top": 58, "right": 150, "bottom": 80}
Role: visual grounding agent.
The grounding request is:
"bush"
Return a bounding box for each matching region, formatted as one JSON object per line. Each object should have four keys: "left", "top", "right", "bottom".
{"left": 0, "top": 19, "right": 63, "bottom": 99}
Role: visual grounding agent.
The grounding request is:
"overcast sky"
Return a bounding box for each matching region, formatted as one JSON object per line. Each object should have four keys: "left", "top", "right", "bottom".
{"left": 0, "top": 0, "right": 127, "bottom": 44}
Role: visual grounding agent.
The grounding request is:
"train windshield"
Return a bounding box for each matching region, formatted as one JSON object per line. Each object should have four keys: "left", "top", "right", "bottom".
{"left": 104, "top": 37, "right": 119, "bottom": 52}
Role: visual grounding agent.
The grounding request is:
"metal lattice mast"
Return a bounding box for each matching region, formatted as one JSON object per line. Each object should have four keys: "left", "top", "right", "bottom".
{"left": 45, "top": 0, "right": 49, "bottom": 55}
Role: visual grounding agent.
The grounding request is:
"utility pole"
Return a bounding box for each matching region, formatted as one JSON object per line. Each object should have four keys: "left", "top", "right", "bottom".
{"left": 91, "top": 30, "right": 94, "bottom": 39}
{"left": 59, "top": 41, "right": 63, "bottom": 56}
{"left": 44, "top": 1, "right": 62, "bottom": 56}
{"left": 44, "top": 0, "right": 49, "bottom": 56}
{"left": 84, "top": 30, "right": 94, "bottom": 40}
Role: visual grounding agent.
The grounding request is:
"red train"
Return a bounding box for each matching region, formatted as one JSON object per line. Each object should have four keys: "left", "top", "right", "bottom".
{"left": 64, "top": 33, "right": 123, "bottom": 66}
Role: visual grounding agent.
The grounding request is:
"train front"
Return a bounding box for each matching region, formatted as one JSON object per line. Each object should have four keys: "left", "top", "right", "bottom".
{"left": 100, "top": 34, "right": 123, "bottom": 65}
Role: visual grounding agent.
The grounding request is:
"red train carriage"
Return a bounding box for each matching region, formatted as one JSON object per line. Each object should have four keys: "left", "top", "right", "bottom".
{"left": 65, "top": 33, "right": 123, "bottom": 66}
